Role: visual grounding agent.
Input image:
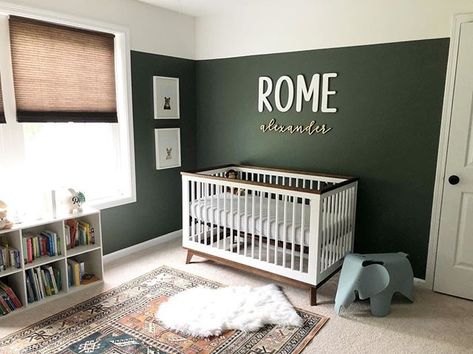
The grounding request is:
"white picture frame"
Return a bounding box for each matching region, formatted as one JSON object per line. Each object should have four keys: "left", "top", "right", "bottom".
{"left": 155, "top": 128, "right": 181, "bottom": 170}
{"left": 153, "top": 76, "right": 180, "bottom": 119}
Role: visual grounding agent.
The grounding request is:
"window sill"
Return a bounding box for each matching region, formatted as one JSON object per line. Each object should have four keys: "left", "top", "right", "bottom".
{"left": 89, "top": 194, "right": 136, "bottom": 210}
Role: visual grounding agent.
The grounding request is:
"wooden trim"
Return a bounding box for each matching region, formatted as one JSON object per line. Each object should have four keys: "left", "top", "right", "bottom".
{"left": 236, "top": 164, "right": 355, "bottom": 180}
{"left": 182, "top": 164, "right": 357, "bottom": 195}
{"left": 182, "top": 164, "right": 236, "bottom": 174}
{"left": 184, "top": 248, "right": 314, "bottom": 289}
{"left": 181, "top": 172, "right": 323, "bottom": 195}
{"left": 182, "top": 171, "right": 357, "bottom": 196}
{"left": 183, "top": 163, "right": 355, "bottom": 180}
{"left": 320, "top": 177, "right": 359, "bottom": 193}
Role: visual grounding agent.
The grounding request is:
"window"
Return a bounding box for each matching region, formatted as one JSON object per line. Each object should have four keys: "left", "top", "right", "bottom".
{"left": 0, "top": 9, "right": 135, "bottom": 218}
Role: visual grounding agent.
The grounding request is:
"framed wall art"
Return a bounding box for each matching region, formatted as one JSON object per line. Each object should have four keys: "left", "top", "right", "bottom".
{"left": 153, "top": 76, "right": 180, "bottom": 119}
{"left": 155, "top": 128, "right": 181, "bottom": 170}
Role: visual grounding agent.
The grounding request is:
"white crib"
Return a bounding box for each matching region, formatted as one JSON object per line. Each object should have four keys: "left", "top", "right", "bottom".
{"left": 181, "top": 164, "right": 358, "bottom": 305}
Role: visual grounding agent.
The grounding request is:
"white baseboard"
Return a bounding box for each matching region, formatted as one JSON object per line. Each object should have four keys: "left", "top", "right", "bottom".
{"left": 414, "top": 277, "right": 430, "bottom": 289}
{"left": 103, "top": 229, "right": 182, "bottom": 264}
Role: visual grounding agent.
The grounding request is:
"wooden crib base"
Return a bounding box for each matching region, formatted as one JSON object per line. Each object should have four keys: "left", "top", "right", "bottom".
{"left": 184, "top": 248, "right": 341, "bottom": 306}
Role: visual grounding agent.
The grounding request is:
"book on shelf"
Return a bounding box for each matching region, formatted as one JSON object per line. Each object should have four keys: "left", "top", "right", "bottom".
{"left": 67, "top": 258, "right": 97, "bottom": 287}
{"left": 25, "top": 265, "right": 62, "bottom": 303}
{"left": 0, "top": 238, "right": 21, "bottom": 271}
{"left": 22, "top": 231, "right": 61, "bottom": 264}
{"left": 65, "top": 219, "right": 95, "bottom": 250}
{"left": 0, "top": 281, "right": 22, "bottom": 315}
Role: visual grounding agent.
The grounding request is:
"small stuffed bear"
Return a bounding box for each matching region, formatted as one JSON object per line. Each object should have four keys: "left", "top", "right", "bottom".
{"left": 225, "top": 169, "right": 245, "bottom": 195}
{"left": 0, "top": 200, "right": 13, "bottom": 230}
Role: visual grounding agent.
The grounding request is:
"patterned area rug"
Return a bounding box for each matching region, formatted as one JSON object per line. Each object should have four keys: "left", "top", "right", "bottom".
{"left": 0, "top": 266, "right": 328, "bottom": 354}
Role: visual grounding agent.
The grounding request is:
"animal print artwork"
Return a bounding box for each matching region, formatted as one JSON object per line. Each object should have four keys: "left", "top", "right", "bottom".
{"left": 163, "top": 97, "right": 171, "bottom": 110}
{"left": 165, "top": 147, "right": 173, "bottom": 160}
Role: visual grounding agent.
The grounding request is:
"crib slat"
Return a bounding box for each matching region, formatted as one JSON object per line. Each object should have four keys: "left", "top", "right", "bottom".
{"left": 216, "top": 183, "right": 220, "bottom": 249}
{"left": 251, "top": 189, "right": 256, "bottom": 258}
{"left": 330, "top": 194, "right": 335, "bottom": 266}
{"left": 191, "top": 181, "right": 195, "bottom": 242}
{"left": 203, "top": 182, "right": 207, "bottom": 245}
{"left": 237, "top": 187, "right": 241, "bottom": 254}
{"left": 259, "top": 187, "right": 263, "bottom": 261}
{"left": 320, "top": 198, "right": 325, "bottom": 271}
{"left": 244, "top": 189, "right": 248, "bottom": 256}
{"left": 291, "top": 196, "right": 296, "bottom": 270}
{"left": 282, "top": 194, "right": 287, "bottom": 267}
{"left": 336, "top": 191, "right": 341, "bottom": 262}
{"left": 274, "top": 193, "right": 279, "bottom": 266}
{"left": 343, "top": 188, "right": 349, "bottom": 255}
{"left": 332, "top": 193, "right": 340, "bottom": 264}
{"left": 223, "top": 183, "right": 227, "bottom": 251}
{"left": 230, "top": 185, "right": 234, "bottom": 252}
{"left": 197, "top": 181, "right": 201, "bottom": 244}
{"left": 300, "top": 197, "right": 305, "bottom": 272}
{"left": 266, "top": 191, "right": 271, "bottom": 262}
{"left": 350, "top": 187, "right": 355, "bottom": 250}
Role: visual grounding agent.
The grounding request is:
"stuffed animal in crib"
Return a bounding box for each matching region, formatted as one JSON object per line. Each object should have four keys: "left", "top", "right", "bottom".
{"left": 225, "top": 169, "right": 245, "bottom": 196}
{"left": 0, "top": 200, "right": 13, "bottom": 230}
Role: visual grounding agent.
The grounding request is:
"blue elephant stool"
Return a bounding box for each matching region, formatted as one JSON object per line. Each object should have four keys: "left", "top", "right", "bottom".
{"left": 335, "top": 253, "right": 414, "bottom": 317}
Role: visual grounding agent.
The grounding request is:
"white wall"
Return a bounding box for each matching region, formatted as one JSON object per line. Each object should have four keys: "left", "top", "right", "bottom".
{"left": 195, "top": 0, "right": 473, "bottom": 60}
{"left": 1, "top": 0, "right": 195, "bottom": 58}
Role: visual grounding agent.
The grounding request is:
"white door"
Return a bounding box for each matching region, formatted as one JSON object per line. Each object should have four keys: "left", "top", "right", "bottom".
{"left": 434, "top": 21, "right": 473, "bottom": 300}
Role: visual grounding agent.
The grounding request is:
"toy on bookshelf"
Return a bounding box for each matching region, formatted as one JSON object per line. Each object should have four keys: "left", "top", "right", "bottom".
{"left": 0, "top": 238, "right": 21, "bottom": 271}
{"left": 0, "top": 280, "right": 22, "bottom": 315}
{"left": 0, "top": 201, "right": 13, "bottom": 231}
{"left": 25, "top": 265, "right": 62, "bottom": 303}
{"left": 22, "top": 231, "right": 61, "bottom": 264}
{"left": 65, "top": 219, "right": 95, "bottom": 249}
{"left": 67, "top": 258, "right": 97, "bottom": 287}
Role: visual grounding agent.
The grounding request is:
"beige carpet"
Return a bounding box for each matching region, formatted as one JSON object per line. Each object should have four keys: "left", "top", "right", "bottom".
{"left": 1, "top": 237, "right": 473, "bottom": 353}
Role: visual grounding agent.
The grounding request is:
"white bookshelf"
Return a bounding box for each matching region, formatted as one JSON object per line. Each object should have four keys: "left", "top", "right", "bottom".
{"left": 0, "top": 208, "right": 103, "bottom": 319}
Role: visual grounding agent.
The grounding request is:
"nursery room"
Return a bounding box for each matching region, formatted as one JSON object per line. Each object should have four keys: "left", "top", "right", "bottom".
{"left": 0, "top": 0, "right": 473, "bottom": 352}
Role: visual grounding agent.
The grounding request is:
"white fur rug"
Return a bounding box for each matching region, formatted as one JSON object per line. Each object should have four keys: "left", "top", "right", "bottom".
{"left": 156, "top": 284, "right": 303, "bottom": 337}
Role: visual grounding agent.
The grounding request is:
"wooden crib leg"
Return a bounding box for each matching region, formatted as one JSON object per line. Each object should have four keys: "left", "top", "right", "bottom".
{"left": 185, "top": 250, "right": 194, "bottom": 264}
{"left": 310, "top": 287, "right": 317, "bottom": 306}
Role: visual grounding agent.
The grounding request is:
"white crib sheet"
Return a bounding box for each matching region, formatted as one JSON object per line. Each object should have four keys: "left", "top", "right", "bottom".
{"left": 189, "top": 194, "right": 349, "bottom": 247}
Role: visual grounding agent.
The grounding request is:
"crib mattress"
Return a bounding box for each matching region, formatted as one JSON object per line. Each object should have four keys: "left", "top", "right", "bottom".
{"left": 189, "top": 194, "right": 350, "bottom": 247}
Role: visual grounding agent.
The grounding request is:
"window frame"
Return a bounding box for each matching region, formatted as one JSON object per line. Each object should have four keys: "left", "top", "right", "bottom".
{"left": 0, "top": 4, "right": 136, "bottom": 210}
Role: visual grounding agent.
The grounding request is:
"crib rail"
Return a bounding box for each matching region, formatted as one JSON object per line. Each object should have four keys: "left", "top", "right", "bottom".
{"left": 182, "top": 166, "right": 358, "bottom": 285}
{"left": 187, "top": 164, "right": 355, "bottom": 193}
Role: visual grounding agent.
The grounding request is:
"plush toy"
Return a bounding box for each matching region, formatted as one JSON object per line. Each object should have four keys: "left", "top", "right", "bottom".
{"left": 67, "top": 189, "right": 86, "bottom": 213}
{"left": 225, "top": 169, "right": 245, "bottom": 196}
{"left": 0, "top": 200, "right": 13, "bottom": 230}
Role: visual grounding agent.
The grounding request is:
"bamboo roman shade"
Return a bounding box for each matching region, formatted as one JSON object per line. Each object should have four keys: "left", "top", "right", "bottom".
{"left": 9, "top": 16, "right": 117, "bottom": 123}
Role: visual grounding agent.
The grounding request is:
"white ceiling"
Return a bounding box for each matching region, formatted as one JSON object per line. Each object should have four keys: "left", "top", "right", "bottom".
{"left": 138, "top": 0, "right": 243, "bottom": 17}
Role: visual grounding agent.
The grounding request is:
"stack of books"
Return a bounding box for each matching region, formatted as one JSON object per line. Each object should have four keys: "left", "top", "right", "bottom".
{"left": 0, "top": 281, "right": 22, "bottom": 315}
{"left": 65, "top": 220, "right": 95, "bottom": 249}
{"left": 25, "top": 266, "right": 62, "bottom": 303}
{"left": 0, "top": 240, "right": 21, "bottom": 271}
{"left": 22, "top": 231, "right": 61, "bottom": 264}
{"left": 67, "top": 258, "right": 97, "bottom": 287}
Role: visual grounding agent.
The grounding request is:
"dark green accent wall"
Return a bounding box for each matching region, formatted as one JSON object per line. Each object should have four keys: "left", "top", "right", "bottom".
{"left": 101, "top": 51, "right": 196, "bottom": 254}
{"left": 195, "top": 39, "right": 449, "bottom": 278}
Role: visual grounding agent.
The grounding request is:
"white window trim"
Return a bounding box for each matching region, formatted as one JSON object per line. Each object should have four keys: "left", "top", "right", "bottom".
{"left": 0, "top": 1, "right": 137, "bottom": 210}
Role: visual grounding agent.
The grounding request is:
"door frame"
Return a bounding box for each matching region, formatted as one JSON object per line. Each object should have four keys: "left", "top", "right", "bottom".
{"left": 425, "top": 13, "right": 473, "bottom": 289}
